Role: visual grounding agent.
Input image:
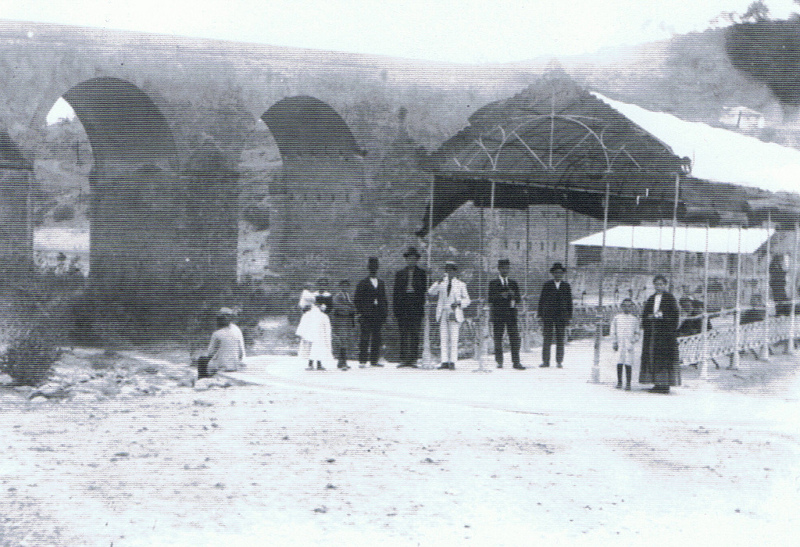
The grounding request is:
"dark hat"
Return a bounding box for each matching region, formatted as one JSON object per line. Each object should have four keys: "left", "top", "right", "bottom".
{"left": 403, "top": 246, "right": 421, "bottom": 258}
{"left": 367, "top": 257, "right": 379, "bottom": 269}
{"left": 497, "top": 258, "right": 510, "bottom": 268}
{"left": 444, "top": 261, "right": 458, "bottom": 271}
{"left": 550, "top": 262, "right": 566, "bottom": 273}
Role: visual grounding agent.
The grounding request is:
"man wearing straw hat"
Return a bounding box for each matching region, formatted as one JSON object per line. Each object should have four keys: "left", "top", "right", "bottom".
{"left": 393, "top": 246, "right": 428, "bottom": 368}
{"left": 428, "top": 261, "right": 471, "bottom": 370}
{"left": 537, "top": 262, "right": 573, "bottom": 368}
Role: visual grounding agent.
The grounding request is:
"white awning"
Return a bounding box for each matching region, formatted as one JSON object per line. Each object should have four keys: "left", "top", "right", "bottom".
{"left": 33, "top": 227, "right": 90, "bottom": 252}
{"left": 570, "top": 225, "right": 774, "bottom": 254}
{"left": 592, "top": 92, "right": 800, "bottom": 195}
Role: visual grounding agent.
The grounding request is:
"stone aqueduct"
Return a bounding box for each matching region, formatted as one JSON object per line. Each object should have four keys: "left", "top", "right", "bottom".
{"left": 0, "top": 20, "right": 535, "bottom": 311}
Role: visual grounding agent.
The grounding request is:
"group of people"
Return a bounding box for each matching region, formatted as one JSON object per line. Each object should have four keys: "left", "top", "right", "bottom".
{"left": 197, "top": 253, "right": 687, "bottom": 395}
{"left": 293, "top": 247, "right": 576, "bottom": 373}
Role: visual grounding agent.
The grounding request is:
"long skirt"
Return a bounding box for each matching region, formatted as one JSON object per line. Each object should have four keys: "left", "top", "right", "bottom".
{"left": 639, "top": 333, "right": 681, "bottom": 386}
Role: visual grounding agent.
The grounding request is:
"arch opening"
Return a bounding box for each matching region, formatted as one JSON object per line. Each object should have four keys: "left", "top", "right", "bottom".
{"left": 260, "top": 96, "right": 368, "bottom": 280}
{"left": 62, "top": 77, "right": 177, "bottom": 169}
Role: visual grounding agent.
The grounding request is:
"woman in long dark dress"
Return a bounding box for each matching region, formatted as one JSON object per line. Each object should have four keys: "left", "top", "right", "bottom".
{"left": 640, "top": 275, "right": 681, "bottom": 394}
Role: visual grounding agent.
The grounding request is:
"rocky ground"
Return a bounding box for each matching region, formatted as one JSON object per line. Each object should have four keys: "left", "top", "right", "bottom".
{"left": 1, "top": 335, "right": 799, "bottom": 546}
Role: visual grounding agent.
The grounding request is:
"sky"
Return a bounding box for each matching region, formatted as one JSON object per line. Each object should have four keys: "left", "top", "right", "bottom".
{"left": 4, "top": 0, "right": 800, "bottom": 65}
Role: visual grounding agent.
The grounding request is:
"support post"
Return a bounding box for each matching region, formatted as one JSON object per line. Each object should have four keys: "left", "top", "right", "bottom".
{"left": 700, "top": 223, "right": 710, "bottom": 380}
{"left": 790, "top": 221, "right": 799, "bottom": 355}
{"left": 474, "top": 182, "right": 495, "bottom": 373}
{"left": 761, "top": 214, "right": 772, "bottom": 361}
{"left": 590, "top": 178, "right": 610, "bottom": 384}
{"left": 524, "top": 204, "right": 531, "bottom": 351}
{"left": 732, "top": 226, "right": 743, "bottom": 370}
{"left": 421, "top": 177, "right": 435, "bottom": 369}
{"left": 669, "top": 173, "right": 680, "bottom": 290}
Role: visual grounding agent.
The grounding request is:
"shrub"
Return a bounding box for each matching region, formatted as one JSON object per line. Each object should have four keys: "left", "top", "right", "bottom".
{"left": 52, "top": 204, "right": 75, "bottom": 222}
{"left": 0, "top": 331, "right": 60, "bottom": 386}
{"left": 242, "top": 204, "right": 270, "bottom": 231}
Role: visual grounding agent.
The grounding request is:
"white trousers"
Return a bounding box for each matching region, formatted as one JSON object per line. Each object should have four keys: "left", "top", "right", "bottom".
{"left": 439, "top": 319, "right": 461, "bottom": 363}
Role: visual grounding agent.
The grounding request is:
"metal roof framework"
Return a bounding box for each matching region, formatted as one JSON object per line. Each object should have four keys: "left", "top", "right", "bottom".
{"left": 418, "top": 75, "right": 800, "bottom": 236}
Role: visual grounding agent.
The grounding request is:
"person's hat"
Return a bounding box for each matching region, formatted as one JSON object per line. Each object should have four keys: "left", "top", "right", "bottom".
{"left": 368, "top": 257, "right": 379, "bottom": 269}
{"left": 403, "top": 246, "right": 421, "bottom": 258}
{"left": 550, "top": 262, "right": 566, "bottom": 273}
{"left": 497, "top": 258, "right": 510, "bottom": 268}
{"left": 217, "top": 307, "right": 235, "bottom": 316}
{"left": 444, "top": 261, "right": 458, "bottom": 271}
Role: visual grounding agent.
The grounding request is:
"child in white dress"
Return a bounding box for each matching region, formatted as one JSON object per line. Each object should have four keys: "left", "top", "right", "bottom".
{"left": 610, "top": 298, "right": 641, "bottom": 390}
{"left": 295, "top": 295, "right": 333, "bottom": 370}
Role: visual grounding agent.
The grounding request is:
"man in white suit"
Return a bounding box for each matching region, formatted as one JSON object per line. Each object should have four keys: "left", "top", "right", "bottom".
{"left": 427, "top": 261, "right": 471, "bottom": 369}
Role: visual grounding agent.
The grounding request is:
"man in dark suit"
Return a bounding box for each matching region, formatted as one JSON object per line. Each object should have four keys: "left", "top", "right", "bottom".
{"left": 354, "top": 257, "right": 388, "bottom": 367}
{"left": 488, "top": 258, "right": 525, "bottom": 369}
{"left": 393, "top": 246, "right": 428, "bottom": 367}
{"left": 537, "top": 262, "right": 573, "bottom": 368}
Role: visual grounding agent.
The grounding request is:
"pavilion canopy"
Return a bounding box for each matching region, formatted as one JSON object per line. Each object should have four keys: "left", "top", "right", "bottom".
{"left": 592, "top": 93, "right": 800, "bottom": 194}
{"left": 418, "top": 75, "right": 800, "bottom": 236}
{"left": 418, "top": 75, "right": 690, "bottom": 235}
{"left": 570, "top": 225, "right": 774, "bottom": 254}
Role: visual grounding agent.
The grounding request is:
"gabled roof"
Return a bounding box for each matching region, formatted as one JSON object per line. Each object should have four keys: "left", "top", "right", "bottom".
{"left": 418, "top": 75, "right": 690, "bottom": 235}
{"left": 425, "top": 75, "right": 688, "bottom": 177}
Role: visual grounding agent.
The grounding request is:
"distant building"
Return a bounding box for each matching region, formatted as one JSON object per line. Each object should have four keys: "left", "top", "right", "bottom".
{"left": 483, "top": 204, "right": 605, "bottom": 276}
{"left": 719, "top": 106, "right": 765, "bottom": 133}
{"left": 33, "top": 227, "right": 89, "bottom": 276}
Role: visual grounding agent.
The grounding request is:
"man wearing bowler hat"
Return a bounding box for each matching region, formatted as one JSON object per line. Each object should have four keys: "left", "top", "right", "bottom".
{"left": 537, "top": 262, "right": 573, "bottom": 368}
{"left": 393, "top": 246, "right": 427, "bottom": 367}
{"left": 354, "top": 257, "right": 388, "bottom": 367}
{"left": 489, "top": 259, "right": 525, "bottom": 369}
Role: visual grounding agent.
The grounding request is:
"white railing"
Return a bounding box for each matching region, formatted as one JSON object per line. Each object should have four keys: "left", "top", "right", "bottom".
{"left": 677, "top": 313, "right": 796, "bottom": 366}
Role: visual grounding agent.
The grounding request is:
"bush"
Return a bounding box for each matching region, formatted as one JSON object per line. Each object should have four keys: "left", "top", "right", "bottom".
{"left": 52, "top": 204, "right": 75, "bottom": 222}
{"left": 0, "top": 331, "right": 60, "bottom": 386}
{"left": 242, "top": 204, "right": 270, "bottom": 230}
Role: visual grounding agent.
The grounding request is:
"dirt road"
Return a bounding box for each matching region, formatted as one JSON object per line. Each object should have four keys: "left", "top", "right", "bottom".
{"left": 1, "top": 345, "right": 799, "bottom": 546}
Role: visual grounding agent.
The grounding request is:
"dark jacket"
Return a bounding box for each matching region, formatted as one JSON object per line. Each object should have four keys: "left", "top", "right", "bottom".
{"left": 641, "top": 291, "right": 680, "bottom": 367}
{"left": 488, "top": 277, "right": 521, "bottom": 322}
{"left": 354, "top": 276, "right": 388, "bottom": 323}
{"left": 537, "top": 280, "right": 573, "bottom": 322}
{"left": 393, "top": 266, "right": 427, "bottom": 320}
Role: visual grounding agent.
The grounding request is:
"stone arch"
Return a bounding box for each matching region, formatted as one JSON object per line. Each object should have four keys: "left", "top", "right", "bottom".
{"left": 62, "top": 77, "right": 177, "bottom": 169}
{"left": 260, "top": 96, "right": 369, "bottom": 279}
{"left": 54, "top": 78, "right": 206, "bottom": 323}
{"left": 261, "top": 95, "right": 362, "bottom": 158}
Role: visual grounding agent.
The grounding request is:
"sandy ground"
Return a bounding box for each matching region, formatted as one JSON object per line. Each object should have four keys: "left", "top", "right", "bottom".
{"left": 1, "top": 338, "right": 799, "bottom": 546}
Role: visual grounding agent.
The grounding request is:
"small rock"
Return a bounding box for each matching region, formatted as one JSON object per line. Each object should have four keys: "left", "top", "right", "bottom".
{"left": 71, "top": 392, "right": 99, "bottom": 404}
